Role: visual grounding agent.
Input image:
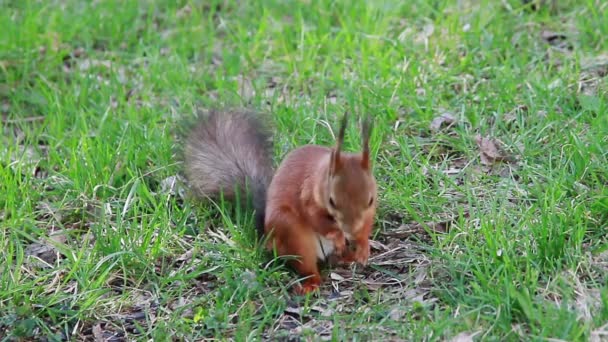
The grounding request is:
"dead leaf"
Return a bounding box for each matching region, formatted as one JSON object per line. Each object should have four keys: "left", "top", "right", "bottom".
{"left": 581, "top": 54, "right": 608, "bottom": 76}
{"left": 475, "top": 135, "right": 509, "bottom": 166}
{"left": 311, "top": 305, "right": 334, "bottom": 317}
{"left": 170, "top": 296, "right": 194, "bottom": 319}
{"left": 541, "top": 30, "right": 571, "bottom": 50}
{"left": 391, "top": 218, "right": 457, "bottom": 236}
{"left": 426, "top": 221, "right": 451, "bottom": 233}
{"left": 503, "top": 105, "right": 528, "bottom": 124}
{"left": 236, "top": 75, "right": 255, "bottom": 100}
{"left": 415, "top": 23, "right": 435, "bottom": 43}
{"left": 591, "top": 323, "right": 608, "bottom": 342}
{"left": 430, "top": 112, "right": 456, "bottom": 132}
{"left": 1, "top": 115, "right": 45, "bottom": 124}
{"left": 176, "top": 4, "right": 192, "bottom": 18}
{"left": 159, "top": 175, "right": 187, "bottom": 198}
{"left": 49, "top": 230, "right": 69, "bottom": 244}
{"left": 330, "top": 272, "right": 345, "bottom": 281}
{"left": 7, "top": 145, "right": 42, "bottom": 167}
{"left": 25, "top": 242, "right": 60, "bottom": 268}
{"left": 576, "top": 288, "right": 602, "bottom": 322}
{"left": 92, "top": 323, "right": 104, "bottom": 342}
{"left": 572, "top": 272, "right": 603, "bottom": 322}
{"left": 448, "top": 331, "right": 482, "bottom": 342}
{"left": 175, "top": 249, "right": 194, "bottom": 264}
{"left": 62, "top": 48, "right": 87, "bottom": 73}
{"left": 284, "top": 305, "right": 302, "bottom": 317}
{"left": 578, "top": 54, "right": 608, "bottom": 95}
{"left": 441, "top": 167, "right": 463, "bottom": 176}
{"left": 541, "top": 30, "right": 566, "bottom": 43}
{"left": 369, "top": 239, "right": 389, "bottom": 252}
{"left": 388, "top": 307, "right": 407, "bottom": 320}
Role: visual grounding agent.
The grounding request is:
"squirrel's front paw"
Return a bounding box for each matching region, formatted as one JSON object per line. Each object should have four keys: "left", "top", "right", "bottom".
{"left": 354, "top": 244, "right": 370, "bottom": 265}
{"left": 339, "top": 243, "right": 370, "bottom": 266}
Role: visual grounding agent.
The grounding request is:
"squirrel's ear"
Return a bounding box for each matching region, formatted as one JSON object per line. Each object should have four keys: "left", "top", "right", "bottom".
{"left": 329, "top": 112, "right": 348, "bottom": 175}
{"left": 361, "top": 115, "right": 372, "bottom": 170}
{"left": 330, "top": 112, "right": 348, "bottom": 175}
{"left": 329, "top": 149, "right": 341, "bottom": 175}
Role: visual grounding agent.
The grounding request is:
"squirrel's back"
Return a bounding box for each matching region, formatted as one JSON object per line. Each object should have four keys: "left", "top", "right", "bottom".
{"left": 183, "top": 110, "right": 274, "bottom": 233}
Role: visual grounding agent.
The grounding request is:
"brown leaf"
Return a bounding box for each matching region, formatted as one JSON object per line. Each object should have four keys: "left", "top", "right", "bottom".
{"left": 330, "top": 272, "right": 345, "bottom": 281}
{"left": 503, "top": 104, "right": 528, "bottom": 124}
{"left": 311, "top": 304, "right": 334, "bottom": 317}
{"left": 25, "top": 242, "right": 59, "bottom": 268}
{"left": 541, "top": 30, "right": 565, "bottom": 42}
{"left": 581, "top": 54, "right": 608, "bottom": 76}
{"left": 369, "top": 239, "right": 389, "bottom": 252}
{"left": 448, "top": 331, "right": 482, "bottom": 342}
{"left": 171, "top": 296, "right": 194, "bottom": 319}
{"left": 49, "top": 230, "right": 69, "bottom": 244}
{"left": 426, "top": 221, "right": 450, "bottom": 233}
{"left": 417, "top": 220, "right": 452, "bottom": 233}
{"left": 284, "top": 305, "right": 302, "bottom": 317}
{"left": 591, "top": 323, "right": 608, "bottom": 342}
{"left": 388, "top": 307, "right": 407, "bottom": 320}
{"left": 159, "top": 175, "right": 186, "bottom": 198}
{"left": 92, "top": 323, "right": 104, "bottom": 342}
{"left": 176, "top": 4, "right": 192, "bottom": 18}
{"left": 392, "top": 219, "right": 454, "bottom": 236}
{"left": 430, "top": 112, "right": 456, "bottom": 132}
{"left": 475, "top": 135, "right": 509, "bottom": 166}
{"left": 175, "top": 249, "right": 194, "bottom": 264}
{"left": 24, "top": 230, "right": 70, "bottom": 269}
{"left": 541, "top": 30, "right": 568, "bottom": 47}
{"left": 236, "top": 75, "right": 255, "bottom": 100}
{"left": 415, "top": 23, "right": 434, "bottom": 43}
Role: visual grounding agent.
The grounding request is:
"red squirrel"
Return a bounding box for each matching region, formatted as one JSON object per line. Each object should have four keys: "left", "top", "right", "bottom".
{"left": 184, "top": 110, "right": 377, "bottom": 294}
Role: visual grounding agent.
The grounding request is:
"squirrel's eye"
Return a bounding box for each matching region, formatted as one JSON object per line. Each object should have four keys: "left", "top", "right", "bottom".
{"left": 329, "top": 197, "right": 336, "bottom": 209}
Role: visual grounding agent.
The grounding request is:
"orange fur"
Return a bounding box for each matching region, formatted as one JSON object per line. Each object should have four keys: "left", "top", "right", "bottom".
{"left": 184, "top": 110, "right": 377, "bottom": 294}
{"left": 264, "top": 114, "right": 377, "bottom": 294}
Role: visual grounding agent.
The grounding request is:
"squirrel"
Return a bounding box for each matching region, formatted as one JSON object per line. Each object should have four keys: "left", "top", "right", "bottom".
{"left": 183, "top": 109, "right": 377, "bottom": 294}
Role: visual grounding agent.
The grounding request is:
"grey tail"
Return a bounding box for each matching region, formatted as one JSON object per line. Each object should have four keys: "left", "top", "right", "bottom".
{"left": 183, "top": 109, "right": 274, "bottom": 236}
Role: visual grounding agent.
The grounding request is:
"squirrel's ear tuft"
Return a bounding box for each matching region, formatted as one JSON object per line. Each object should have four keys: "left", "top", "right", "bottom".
{"left": 361, "top": 115, "right": 372, "bottom": 170}
{"left": 329, "top": 149, "right": 341, "bottom": 175}
{"left": 330, "top": 112, "right": 348, "bottom": 175}
{"left": 335, "top": 111, "right": 348, "bottom": 150}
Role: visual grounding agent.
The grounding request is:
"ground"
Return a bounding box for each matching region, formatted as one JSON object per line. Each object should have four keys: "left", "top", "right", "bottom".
{"left": 1, "top": 0, "right": 607, "bottom": 340}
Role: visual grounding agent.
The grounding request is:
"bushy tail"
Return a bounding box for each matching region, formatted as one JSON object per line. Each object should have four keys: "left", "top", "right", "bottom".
{"left": 183, "top": 109, "right": 274, "bottom": 235}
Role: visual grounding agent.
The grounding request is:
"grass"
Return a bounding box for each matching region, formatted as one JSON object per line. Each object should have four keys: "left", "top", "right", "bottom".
{"left": 1, "top": 0, "right": 607, "bottom": 340}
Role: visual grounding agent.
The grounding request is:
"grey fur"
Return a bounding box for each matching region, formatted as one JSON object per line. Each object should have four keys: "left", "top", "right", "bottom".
{"left": 184, "top": 109, "right": 274, "bottom": 235}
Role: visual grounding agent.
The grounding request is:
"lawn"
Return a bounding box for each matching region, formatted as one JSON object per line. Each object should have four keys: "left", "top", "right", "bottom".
{"left": 1, "top": 0, "right": 607, "bottom": 340}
